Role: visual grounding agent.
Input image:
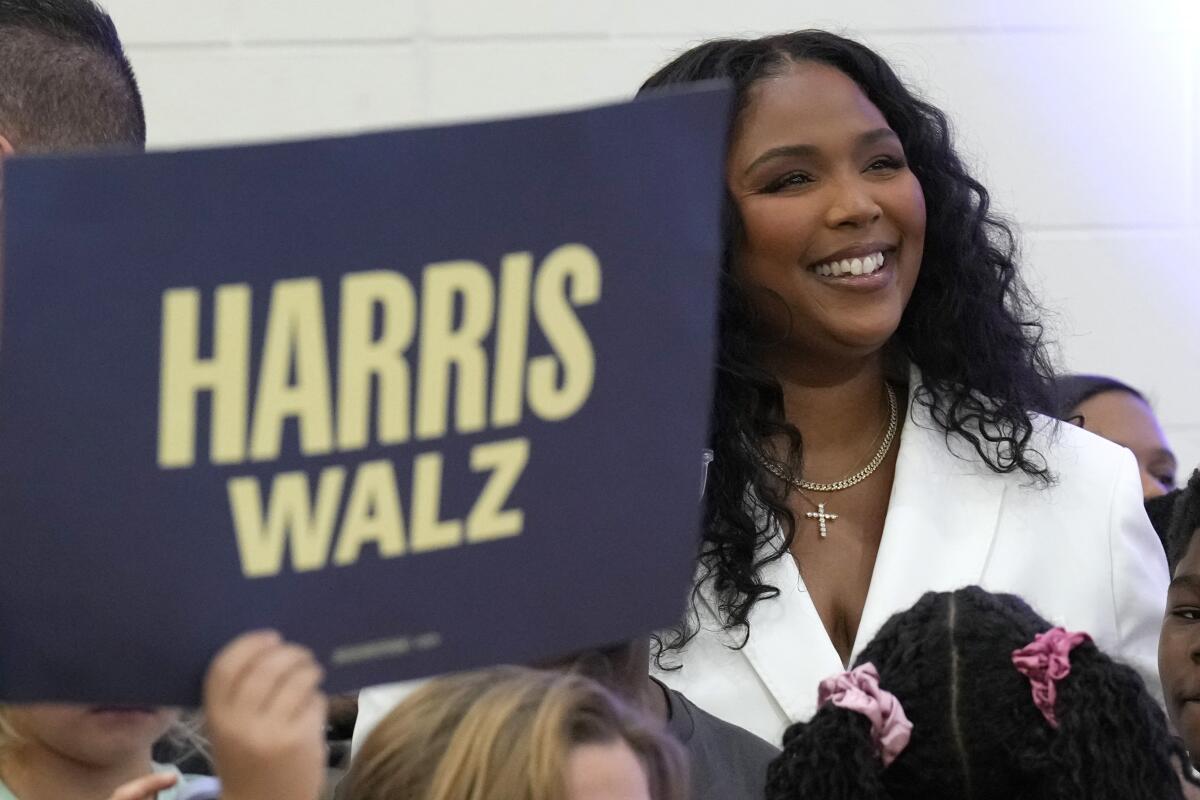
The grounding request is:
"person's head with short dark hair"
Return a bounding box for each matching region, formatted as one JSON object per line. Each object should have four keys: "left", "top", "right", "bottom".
{"left": 0, "top": 0, "right": 144, "bottom": 153}
{"left": 768, "top": 586, "right": 1193, "bottom": 798}
{"left": 1167, "top": 471, "right": 1200, "bottom": 572}
{"left": 1147, "top": 487, "right": 1184, "bottom": 549}
{"left": 1052, "top": 373, "right": 1146, "bottom": 418}
{"left": 1053, "top": 373, "right": 1177, "bottom": 499}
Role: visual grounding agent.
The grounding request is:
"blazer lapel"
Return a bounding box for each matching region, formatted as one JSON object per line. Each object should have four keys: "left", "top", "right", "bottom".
{"left": 850, "top": 387, "right": 1005, "bottom": 662}
{"left": 704, "top": 549, "right": 846, "bottom": 722}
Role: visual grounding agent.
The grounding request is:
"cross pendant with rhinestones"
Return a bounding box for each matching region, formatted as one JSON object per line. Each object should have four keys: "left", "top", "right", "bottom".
{"left": 805, "top": 503, "right": 838, "bottom": 538}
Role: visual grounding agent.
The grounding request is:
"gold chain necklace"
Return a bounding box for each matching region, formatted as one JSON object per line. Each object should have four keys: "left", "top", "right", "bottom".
{"left": 759, "top": 383, "right": 899, "bottom": 538}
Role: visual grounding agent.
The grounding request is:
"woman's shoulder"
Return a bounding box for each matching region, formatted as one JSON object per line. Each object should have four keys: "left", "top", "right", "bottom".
{"left": 900, "top": 399, "right": 1140, "bottom": 535}
{"left": 906, "top": 367, "right": 1131, "bottom": 486}
{"left": 1029, "top": 409, "right": 1133, "bottom": 481}
{"left": 939, "top": 410, "right": 1139, "bottom": 523}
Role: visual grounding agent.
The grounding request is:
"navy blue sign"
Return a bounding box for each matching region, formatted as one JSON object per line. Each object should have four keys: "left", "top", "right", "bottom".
{"left": 0, "top": 85, "right": 731, "bottom": 705}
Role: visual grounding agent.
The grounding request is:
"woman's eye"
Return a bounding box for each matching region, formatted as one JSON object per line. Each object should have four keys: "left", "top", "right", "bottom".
{"left": 1157, "top": 473, "right": 1177, "bottom": 489}
{"left": 1172, "top": 607, "right": 1200, "bottom": 621}
{"left": 764, "top": 172, "right": 813, "bottom": 192}
{"left": 866, "top": 156, "right": 904, "bottom": 172}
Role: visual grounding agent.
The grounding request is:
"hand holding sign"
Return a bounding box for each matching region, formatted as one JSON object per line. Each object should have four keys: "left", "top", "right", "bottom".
{"left": 204, "top": 631, "right": 327, "bottom": 800}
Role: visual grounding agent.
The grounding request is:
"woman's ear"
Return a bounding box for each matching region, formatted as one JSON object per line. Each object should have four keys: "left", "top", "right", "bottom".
{"left": 0, "top": 133, "right": 14, "bottom": 158}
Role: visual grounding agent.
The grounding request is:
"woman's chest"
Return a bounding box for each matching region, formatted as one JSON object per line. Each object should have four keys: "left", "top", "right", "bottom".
{"left": 785, "top": 472, "right": 893, "bottom": 663}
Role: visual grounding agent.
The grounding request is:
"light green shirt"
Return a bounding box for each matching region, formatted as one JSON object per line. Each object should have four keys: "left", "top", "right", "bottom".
{"left": 0, "top": 763, "right": 202, "bottom": 800}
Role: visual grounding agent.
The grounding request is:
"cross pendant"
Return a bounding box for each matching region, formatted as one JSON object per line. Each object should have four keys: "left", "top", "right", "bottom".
{"left": 805, "top": 503, "right": 838, "bottom": 538}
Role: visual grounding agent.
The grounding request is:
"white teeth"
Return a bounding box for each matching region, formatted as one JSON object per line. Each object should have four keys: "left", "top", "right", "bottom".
{"left": 813, "top": 250, "right": 887, "bottom": 278}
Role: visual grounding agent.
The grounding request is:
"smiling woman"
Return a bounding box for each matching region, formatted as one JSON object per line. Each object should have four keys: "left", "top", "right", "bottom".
{"left": 638, "top": 30, "right": 1168, "bottom": 746}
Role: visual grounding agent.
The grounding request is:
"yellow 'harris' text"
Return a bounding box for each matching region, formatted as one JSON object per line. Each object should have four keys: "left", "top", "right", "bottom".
{"left": 158, "top": 243, "right": 600, "bottom": 467}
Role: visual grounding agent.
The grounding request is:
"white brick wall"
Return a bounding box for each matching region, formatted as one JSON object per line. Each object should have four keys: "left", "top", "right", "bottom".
{"left": 102, "top": 0, "right": 1200, "bottom": 476}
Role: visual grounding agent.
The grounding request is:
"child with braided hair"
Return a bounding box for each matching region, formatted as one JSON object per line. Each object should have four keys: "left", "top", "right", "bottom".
{"left": 766, "top": 586, "right": 1195, "bottom": 799}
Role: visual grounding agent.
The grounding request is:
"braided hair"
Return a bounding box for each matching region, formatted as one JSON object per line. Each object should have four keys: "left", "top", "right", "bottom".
{"left": 766, "top": 587, "right": 1194, "bottom": 799}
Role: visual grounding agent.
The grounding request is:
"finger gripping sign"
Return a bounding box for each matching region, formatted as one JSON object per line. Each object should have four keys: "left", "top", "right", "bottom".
{"left": 0, "top": 84, "right": 732, "bottom": 705}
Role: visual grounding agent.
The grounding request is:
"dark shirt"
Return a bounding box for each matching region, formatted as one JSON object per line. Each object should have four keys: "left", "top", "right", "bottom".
{"left": 661, "top": 682, "right": 780, "bottom": 800}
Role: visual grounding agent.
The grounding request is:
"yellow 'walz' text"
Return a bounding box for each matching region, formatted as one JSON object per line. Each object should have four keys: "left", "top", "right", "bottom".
{"left": 226, "top": 438, "right": 530, "bottom": 578}
{"left": 155, "top": 243, "right": 601, "bottom": 469}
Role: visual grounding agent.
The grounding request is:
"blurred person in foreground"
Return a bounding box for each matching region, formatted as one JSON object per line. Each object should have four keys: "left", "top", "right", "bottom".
{"left": 354, "top": 637, "right": 779, "bottom": 800}
{"left": 344, "top": 666, "right": 685, "bottom": 800}
{"left": 0, "top": 631, "right": 326, "bottom": 800}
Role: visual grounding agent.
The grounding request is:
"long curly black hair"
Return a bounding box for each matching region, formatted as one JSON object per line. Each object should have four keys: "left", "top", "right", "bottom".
{"left": 766, "top": 587, "right": 1196, "bottom": 799}
{"left": 637, "top": 31, "right": 1056, "bottom": 654}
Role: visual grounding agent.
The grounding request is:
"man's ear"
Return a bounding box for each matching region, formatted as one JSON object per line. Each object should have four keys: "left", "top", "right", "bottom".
{"left": 0, "top": 133, "right": 14, "bottom": 158}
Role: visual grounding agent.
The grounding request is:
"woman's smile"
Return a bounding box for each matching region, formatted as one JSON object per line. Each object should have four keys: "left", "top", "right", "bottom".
{"left": 806, "top": 245, "right": 900, "bottom": 293}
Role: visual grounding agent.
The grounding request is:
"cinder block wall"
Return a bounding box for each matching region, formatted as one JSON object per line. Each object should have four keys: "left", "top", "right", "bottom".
{"left": 104, "top": 0, "right": 1200, "bottom": 477}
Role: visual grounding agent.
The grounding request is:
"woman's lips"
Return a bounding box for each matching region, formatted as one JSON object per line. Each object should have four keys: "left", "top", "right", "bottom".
{"left": 809, "top": 249, "right": 887, "bottom": 278}
{"left": 807, "top": 251, "right": 896, "bottom": 289}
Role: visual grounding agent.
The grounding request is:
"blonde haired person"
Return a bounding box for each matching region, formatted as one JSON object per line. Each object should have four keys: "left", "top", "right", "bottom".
{"left": 0, "top": 704, "right": 215, "bottom": 800}
{"left": 343, "top": 667, "right": 687, "bottom": 800}
{"left": 0, "top": 631, "right": 327, "bottom": 800}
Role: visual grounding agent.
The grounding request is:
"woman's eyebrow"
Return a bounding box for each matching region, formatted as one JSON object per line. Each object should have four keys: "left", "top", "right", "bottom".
{"left": 742, "top": 143, "right": 818, "bottom": 176}
{"left": 858, "top": 127, "right": 900, "bottom": 147}
{"left": 741, "top": 128, "right": 900, "bottom": 176}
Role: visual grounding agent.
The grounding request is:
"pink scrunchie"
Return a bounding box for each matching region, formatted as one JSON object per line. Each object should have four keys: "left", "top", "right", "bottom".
{"left": 817, "top": 663, "right": 913, "bottom": 766}
{"left": 1011, "top": 627, "right": 1090, "bottom": 729}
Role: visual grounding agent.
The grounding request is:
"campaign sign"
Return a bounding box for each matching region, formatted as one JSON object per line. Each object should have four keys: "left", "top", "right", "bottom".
{"left": 0, "top": 85, "right": 731, "bottom": 705}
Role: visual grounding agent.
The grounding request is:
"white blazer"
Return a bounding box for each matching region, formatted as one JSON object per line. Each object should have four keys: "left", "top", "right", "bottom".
{"left": 653, "top": 387, "right": 1168, "bottom": 746}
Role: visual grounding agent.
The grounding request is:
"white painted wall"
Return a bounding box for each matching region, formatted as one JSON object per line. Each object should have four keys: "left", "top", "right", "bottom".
{"left": 102, "top": 0, "right": 1200, "bottom": 477}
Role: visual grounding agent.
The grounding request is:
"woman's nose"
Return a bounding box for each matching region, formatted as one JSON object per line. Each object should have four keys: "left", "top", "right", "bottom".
{"left": 825, "top": 178, "right": 882, "bottom": 228}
